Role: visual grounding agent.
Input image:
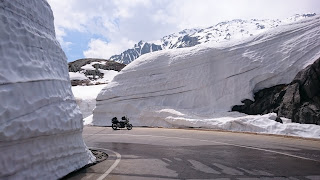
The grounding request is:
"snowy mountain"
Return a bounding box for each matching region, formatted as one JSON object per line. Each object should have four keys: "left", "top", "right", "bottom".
{"left": 110, "top": 40, "right": 162, "bottom": 64}
{"left": 68, "top": 58, "right": 126, "bottom": 86}
{"left": 110, "top": 13, "right": 316, "bottom": 64}
{"left": 0, "top": 0, "right": 95, "bottom": 179}
{"left": 90, "top": 15, "right": 320, "bottom": 138}
{"left": 69, "top": 13, "right": 317, "bottom": 86}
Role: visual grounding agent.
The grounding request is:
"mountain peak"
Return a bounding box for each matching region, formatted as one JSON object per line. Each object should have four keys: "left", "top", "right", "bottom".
{"left": 96, "top": 13, "right": 318, "bottom": 65}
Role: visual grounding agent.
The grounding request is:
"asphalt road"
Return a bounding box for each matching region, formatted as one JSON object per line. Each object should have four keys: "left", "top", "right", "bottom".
{"left": 65, "top": 126, "right": 320, "bottom": 180}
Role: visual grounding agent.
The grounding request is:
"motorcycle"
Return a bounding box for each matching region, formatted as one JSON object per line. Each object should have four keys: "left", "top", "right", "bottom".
{"left": 111, "top": 116, "right": 133, "bottom": 130}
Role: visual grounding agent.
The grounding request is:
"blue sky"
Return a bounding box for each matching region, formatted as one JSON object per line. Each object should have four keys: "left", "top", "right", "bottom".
{"left": 62, "top": 30, "right": 92, "bottom": 61}
{"left": 62, "top": 29, "right": 108, "bottom": 61}
{"left": 47, "top": 0, "right": 320, "bottom": 62}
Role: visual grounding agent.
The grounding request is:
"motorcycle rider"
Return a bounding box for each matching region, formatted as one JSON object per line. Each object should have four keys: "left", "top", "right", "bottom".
{"left": 121, "top": 116, "right": 129, "bottom": 123}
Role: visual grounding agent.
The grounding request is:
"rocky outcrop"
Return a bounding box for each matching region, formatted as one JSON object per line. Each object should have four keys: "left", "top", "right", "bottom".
{"left": 68, "top": 58, "right": 126, "bottom": 86}
{"left": 232, "top": 57, "right": 320, "bottom": 125}
{"left": 69, "top": 58, "right": 125, "bottom": 72}
{"left": 176, "top": 35, "right": 200, "bottom": 48}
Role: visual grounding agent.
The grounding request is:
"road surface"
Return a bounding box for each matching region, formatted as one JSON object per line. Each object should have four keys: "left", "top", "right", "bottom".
{"left": 65, "top": 126, "right": 320, "bottom": 180}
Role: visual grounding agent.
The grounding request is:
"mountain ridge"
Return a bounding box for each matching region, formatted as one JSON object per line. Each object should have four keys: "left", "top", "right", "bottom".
{"left": 110, "top": 13, "right": 317, "bottom": 64}
{"left": 69, "top": 13, "right": 317, "bottom": 86}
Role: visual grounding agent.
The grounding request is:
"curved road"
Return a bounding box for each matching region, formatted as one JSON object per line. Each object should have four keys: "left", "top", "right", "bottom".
{"left": 66, "top": 126, "right": 320, "bottom": 180}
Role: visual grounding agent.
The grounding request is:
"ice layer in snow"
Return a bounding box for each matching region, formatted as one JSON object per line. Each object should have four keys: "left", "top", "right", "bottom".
{"left": 92, "top": 16, "right": 320, "bottom": 138}
{"left": 0, "top": 1, "right": 95, "bottom": 179}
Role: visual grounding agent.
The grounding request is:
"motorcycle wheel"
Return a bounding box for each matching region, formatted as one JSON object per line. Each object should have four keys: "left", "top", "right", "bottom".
{"left": 112, "top": 124, "right": 117, "bottom": 130}
{"left": 127, "top": 124, "right": 133, "bottom": 130}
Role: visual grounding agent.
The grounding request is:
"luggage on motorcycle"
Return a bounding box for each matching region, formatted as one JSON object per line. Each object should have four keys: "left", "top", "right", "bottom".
{"left": 112, "top": 117, "right": 118, "bottom": 124}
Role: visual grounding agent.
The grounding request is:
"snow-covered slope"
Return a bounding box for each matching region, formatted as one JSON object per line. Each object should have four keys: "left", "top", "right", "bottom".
{"left": 109, "top": 13, "right": 316, "bottom": 65}
{"left": 161, "top": 13, "right": 317, "bottom": 50}
{"left": 110, "top": 40, "right": 162, "bottom": 64}
{"left": 92, "top": 16, "right": 320, "bottom": 138}
{"left": 0, "top": 1, "right": 95, "bottom": 179}
{"left": 72, "top": 84, "right": 106, "bottom": 118}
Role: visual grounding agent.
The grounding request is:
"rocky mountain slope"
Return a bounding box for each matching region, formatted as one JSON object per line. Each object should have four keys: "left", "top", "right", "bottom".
{"left": 110, "top": 13, "right": 316, "bottom": 65}
{"left": 68, "top": 58, "right": 126, "bottom": 86}
{"left": 110, "top": 41, "right": 162, "bottom": 64}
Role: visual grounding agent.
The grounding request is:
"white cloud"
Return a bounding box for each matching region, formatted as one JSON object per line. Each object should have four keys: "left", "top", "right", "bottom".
{"left": 48, "top": 0, "right": 157, "bottom": 58}
{"left": 55, "top": 27, "right": 72, "bottom": 51}
{"left": 152, "top": 0, "right": 320, "bottom": 29}
{"left": 83, "top": 38, "right": 135, "bottom": 59}
{"left": 47, "top": 0, "right": 320, "bottom": 59}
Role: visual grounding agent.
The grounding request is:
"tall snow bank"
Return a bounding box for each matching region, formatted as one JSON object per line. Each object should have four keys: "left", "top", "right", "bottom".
{"left": 0, "top": 1, "right": 95, "bottom": 179}
{"left": 92, "top": 16, "right": 320, "bottom": 138}
{"left": 72, "top": 84, "right": 106, "bottom": 119}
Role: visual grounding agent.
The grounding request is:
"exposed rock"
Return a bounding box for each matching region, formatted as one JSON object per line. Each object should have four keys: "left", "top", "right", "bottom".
{"left": 110, "top": 41, "right": 162, "bottom": 64}
{"left": 232, "top": 84, "right": 287, "bottom": 115}
{"left": 275, "top": 116, "right": 283, "bottom": 123}
{"left": 68, "top": 58, "right": 125, "bottom": 72}
{"left": 177, "top": 35, "right": 200, "bottom": 48}
{"left": 232, "top": 57, "right": 320, "bottom": 125}
{"left": 71, "top": 79, "right": 91, "bottom": 86}
{"left": 68, "top": 58, "right": 126, "bottom": 86}
{"left": 296, "top": 102, "right": 320, "bottom": 124}
{"left": 277, "top": 83, "right": 300, "bottom": 119}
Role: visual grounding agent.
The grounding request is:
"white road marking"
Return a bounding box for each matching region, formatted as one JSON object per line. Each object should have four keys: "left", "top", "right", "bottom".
{"left": 88, "top": 147, "right": 121, "bottom": 180}
{"left": 212, "top": 163, "right": 244, "bottom": 175}
{"left": 84, "top": 133, "right": 319, "bottom": 162}
{"left": 238, "top": 167, "right": 273, "bottom": 176}
{"left": 188, "top": 159, "right": 220, "bottom": 174}
{"left": 162, "top": 158, "right": 172, "bottom": 162}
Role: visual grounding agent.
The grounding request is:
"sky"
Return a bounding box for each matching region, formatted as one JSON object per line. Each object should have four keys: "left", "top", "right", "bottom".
{"left": 47, "top": 0, "right": 320, "bottom": 62}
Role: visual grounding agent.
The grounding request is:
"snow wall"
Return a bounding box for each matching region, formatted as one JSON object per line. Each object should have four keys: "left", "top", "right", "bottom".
{"left": 92, "top": 16, "right": 320, "bottom": 132}
{"left": 0, "top": 1, "right": 95, "bottom": 179}
{"left": 72, "top": 84, "right": 106, "bottom": 118}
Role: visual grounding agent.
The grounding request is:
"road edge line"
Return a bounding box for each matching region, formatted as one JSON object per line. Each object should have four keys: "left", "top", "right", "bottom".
{"left": 89, "top": 147, "right": 121, "bottom": 180}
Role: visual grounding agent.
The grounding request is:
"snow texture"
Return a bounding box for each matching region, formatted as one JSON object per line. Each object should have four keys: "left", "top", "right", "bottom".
{"left": 0, "top": 1, "right": 95, "bottom": 179}
{"left": 92, "top": 16, "right": 320, "bottom": 139}
{"left": 69, "top": 72, "right": 88, "bottom": 80}
{"left": 72, "top": 84, "right": 106, "bottom": 118}
{"left": 161, "top": 13, "right": 317, "bottom": 50}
